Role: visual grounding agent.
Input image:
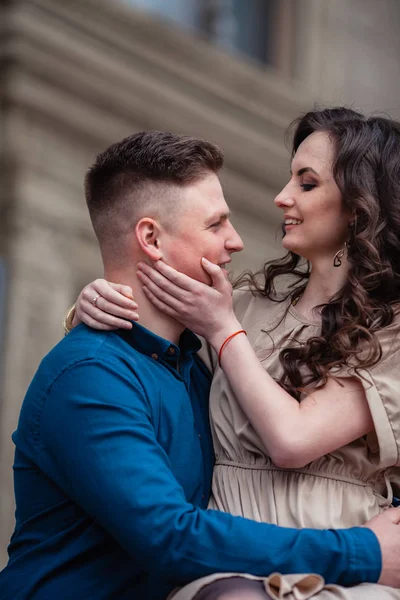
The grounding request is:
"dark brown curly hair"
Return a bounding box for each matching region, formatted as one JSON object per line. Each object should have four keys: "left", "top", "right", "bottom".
{"left": 236, "top": 107, "right": 400, "bottom": 399}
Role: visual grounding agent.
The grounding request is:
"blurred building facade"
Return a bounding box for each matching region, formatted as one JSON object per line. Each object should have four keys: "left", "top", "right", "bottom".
{"left": 1, "top": 0, "right": 400, "bottom": 565}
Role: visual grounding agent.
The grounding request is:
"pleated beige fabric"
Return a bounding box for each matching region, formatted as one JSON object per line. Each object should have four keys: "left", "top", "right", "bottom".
{"left": 171, "top": 290, "right": 400, "bottom": 599}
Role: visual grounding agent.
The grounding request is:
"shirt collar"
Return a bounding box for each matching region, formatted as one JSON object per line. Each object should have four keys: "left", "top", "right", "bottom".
{"left": 117, "top": 322, "right": 201, "bottom": 362}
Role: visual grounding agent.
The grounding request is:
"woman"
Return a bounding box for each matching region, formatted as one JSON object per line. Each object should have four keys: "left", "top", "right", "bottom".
{"left": 69, "top": 108, "right": 400, "bottom": 599}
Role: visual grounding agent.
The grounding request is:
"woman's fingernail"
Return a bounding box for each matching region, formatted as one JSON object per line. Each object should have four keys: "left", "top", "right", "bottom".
{"left": 201, "top": 257, "right": 210, "bottom": 264}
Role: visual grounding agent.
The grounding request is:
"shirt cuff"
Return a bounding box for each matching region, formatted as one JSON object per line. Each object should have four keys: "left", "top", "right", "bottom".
{"left": 339, "top": 526, "right": 381, "bottom": 586}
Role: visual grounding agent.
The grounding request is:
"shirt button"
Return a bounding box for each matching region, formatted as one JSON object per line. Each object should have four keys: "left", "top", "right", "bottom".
{"left": 167, "top": 346, "right": 176, "bottom": 356}
{"left": 198, "top": 433, "right": 202, "bottom": 440}
{"left": 202, "top": 494, "right": 205, "bottom": 500}
{"left": 151, "top": 353, "right": 158, "bottom": 360}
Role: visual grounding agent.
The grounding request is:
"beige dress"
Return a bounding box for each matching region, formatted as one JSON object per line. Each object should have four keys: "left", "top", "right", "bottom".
{"left": 172, "top": 290, "right": 400, "bottom": 600}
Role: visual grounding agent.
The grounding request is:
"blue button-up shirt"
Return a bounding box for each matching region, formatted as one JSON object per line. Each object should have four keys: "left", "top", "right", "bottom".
{"left": 0, "top": 323, "right": 381, "bottom": 599}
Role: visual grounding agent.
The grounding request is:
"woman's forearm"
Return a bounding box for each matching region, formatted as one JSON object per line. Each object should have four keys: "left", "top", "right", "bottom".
{"left": 211, "top": 327, "right": 373, "bottom": 468}
{"left": 210, "top": 326, "right": 304, "bottom": 466}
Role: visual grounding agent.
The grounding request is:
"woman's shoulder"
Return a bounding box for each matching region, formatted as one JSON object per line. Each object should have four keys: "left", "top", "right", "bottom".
{"left": 232, "top": 287, "right": 285, "bottom": 319}
{"left": 373, "top": 306, "right": 400, "bottom": 360}
{"left": 349, "top": 308, "right": 400, "bottom": 469}
{"left": 232, "top": 287, "right": 292, "bottom": 338}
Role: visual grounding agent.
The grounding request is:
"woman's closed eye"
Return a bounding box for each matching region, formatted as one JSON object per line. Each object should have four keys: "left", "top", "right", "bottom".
{"left": 300, "top": 183, "right": 316, "bottom": 192}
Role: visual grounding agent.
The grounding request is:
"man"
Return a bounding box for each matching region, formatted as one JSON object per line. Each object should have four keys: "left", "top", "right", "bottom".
{"left": 1, "top": 131, "right": 400, "bottom": 600}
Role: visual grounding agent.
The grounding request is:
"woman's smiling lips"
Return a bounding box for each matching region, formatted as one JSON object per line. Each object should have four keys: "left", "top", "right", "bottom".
{"left": 283, "top": 217, "right": 303, "bottom": 231}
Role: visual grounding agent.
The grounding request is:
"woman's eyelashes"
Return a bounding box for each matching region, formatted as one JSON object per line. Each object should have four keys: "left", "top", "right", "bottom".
{"left": 300, "top": 183, "right": 316, "bottom": 192}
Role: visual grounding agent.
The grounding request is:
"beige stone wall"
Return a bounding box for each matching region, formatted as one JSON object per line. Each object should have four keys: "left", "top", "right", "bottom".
{"left": 1, "top": 0, "right": 400, "bottom": 567}
{"left": 293, "top": 0, "right": 400, "bottom": 119}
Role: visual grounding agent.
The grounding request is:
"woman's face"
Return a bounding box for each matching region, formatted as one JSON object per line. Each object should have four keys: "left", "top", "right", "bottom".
{"left": 274, "top": 131, "right": 351, "bottom": 262}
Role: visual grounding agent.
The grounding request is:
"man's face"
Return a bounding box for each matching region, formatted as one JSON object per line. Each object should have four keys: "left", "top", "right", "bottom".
{"left": 161, "top": 173, "right": 244, "bottom": 284}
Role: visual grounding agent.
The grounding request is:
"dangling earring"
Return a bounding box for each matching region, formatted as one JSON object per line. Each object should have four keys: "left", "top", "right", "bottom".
{"left": 333, "top": 214, "right": 356, "bottom": 267}
{"left": 333, "top": 242, "right": 348, "bottom": 267}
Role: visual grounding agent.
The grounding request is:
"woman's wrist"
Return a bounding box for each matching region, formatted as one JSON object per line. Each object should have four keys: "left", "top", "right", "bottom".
{"left": 218, "top": 329, "right": 247, "bottom": 367}
{"left": 208, "top": 318, "right": 243, "bottom": 351}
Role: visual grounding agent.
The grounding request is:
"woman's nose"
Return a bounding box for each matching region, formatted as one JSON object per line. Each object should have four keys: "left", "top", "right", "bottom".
{"left": 274, "top": 187, "right": 295, "bottom": 209}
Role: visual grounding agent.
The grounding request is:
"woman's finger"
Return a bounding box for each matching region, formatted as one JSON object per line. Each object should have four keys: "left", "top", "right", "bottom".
{"left": 81, "top": 314, "right": 133, "bottom": 331}
{"left": 82, "top": 304, "right": 134, "bottom": 329}
{"left": 201, "top": 258, "right": 231, "bottom": 293}
{"left": 141, "top": 261, "right": 201, "bottom": 292}
{"left": 82, "top": 279, "right": 137, "bottom": 309}
{"left": 154, "top": 257, "right": 231, "bottom": 296}
{"left": 142, "top": 286, "right": 180, "bottom": 320}
{"left": 90, "top": 296, "right": 139, "bottom": 321}
{"left": 137, "top": 271, "right": 187, "bottom": 311}
{"left": 137, "top": 266, "right": 190, "bottom": 301}
{"left": 77, "top": 300, "right": 136, "bottom": 329}
{"left": 106, "top": 282, "right": 135, "bottom": 300}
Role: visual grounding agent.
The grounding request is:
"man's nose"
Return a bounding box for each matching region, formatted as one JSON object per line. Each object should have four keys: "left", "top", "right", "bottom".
{"left": 226, "top": 226, "right": 244, "bottom": 253}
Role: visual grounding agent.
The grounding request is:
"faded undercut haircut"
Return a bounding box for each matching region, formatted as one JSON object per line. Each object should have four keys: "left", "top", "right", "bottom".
{"left": 85, "top": 130, "right": 224, "bottom": 247}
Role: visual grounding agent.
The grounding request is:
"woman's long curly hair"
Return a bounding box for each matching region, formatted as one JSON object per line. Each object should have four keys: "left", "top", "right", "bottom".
{"left": 236, "top": 107, "right": 400, "bottom": 399}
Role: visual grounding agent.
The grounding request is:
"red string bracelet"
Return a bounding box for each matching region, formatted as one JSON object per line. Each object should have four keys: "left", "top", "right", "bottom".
{"left": 218, "top": 330, "right": 247, "bottom": 367}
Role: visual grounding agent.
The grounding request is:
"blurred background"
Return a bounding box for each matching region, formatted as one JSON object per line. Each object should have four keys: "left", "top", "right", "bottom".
{"left": 1, "top": 0, "right": 400, "bottom": 566}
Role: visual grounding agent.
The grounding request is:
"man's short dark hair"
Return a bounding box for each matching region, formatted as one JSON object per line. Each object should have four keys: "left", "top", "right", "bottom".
{"left": 85, "top": 131, "right": 224, "bottom": 245}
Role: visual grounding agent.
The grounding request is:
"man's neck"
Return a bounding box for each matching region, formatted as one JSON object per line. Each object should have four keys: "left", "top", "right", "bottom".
{"left": 104, "top": 268, "right": 185, "bottom": 345}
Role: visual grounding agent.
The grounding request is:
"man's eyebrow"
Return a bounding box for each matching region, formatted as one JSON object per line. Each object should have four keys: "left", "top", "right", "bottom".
{"left": 289, "top": 167, "right": 319, "bottom": 176}
{"left": 204, "top": 210, "right": 231, "bottom": 225}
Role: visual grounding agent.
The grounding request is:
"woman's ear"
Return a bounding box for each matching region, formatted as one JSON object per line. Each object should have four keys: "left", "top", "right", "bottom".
{"left": 135, "top": 218, "right": 163, "bottom": 260}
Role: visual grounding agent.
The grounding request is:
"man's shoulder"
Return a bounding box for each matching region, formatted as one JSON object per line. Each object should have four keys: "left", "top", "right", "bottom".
{"left": 18, "top": 326, "right": 151, "bottom": 433}
{"left": 36, "top": 325, "right": 142, "bottom": 389}
{"left": 53, "top": 324, "right": 132, "bottom": 360}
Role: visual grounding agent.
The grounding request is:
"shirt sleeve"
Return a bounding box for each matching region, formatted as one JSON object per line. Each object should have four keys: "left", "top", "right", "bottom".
{"left": 38, "top": 357, "right": 381, "bottom": 587}
{"left": 344, "top": 318, "right": 400, "bottom": 470}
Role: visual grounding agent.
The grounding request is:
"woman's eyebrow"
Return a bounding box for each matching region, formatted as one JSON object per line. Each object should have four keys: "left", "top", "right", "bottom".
{"left": 297, "top": 167, "right": 319, "bottom": 176}
{"left": 289, "top": 166, "right": 319, "bottom": 176}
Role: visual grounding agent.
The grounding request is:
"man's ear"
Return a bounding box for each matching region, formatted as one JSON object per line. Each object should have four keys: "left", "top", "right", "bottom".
{"left": 135, "top": 217, "right": 163, "bottom": 260}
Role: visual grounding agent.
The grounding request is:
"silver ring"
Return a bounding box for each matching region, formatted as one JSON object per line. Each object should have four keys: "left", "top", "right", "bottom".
{"left": 92, "top": 294, "right": 101, "bottom": 307}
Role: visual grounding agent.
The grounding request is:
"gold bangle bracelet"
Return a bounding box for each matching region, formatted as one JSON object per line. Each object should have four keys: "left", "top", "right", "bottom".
{"left": 63, "top": 304, "right": 76, "bottom": 335}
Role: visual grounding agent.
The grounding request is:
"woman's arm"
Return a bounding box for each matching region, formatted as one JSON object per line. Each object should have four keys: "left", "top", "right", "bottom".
{"left": 211, "top": 332, "right": 373, "bottom": 468}
{"left": 136, "top": 258, "right": 374, "bottom": 468}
